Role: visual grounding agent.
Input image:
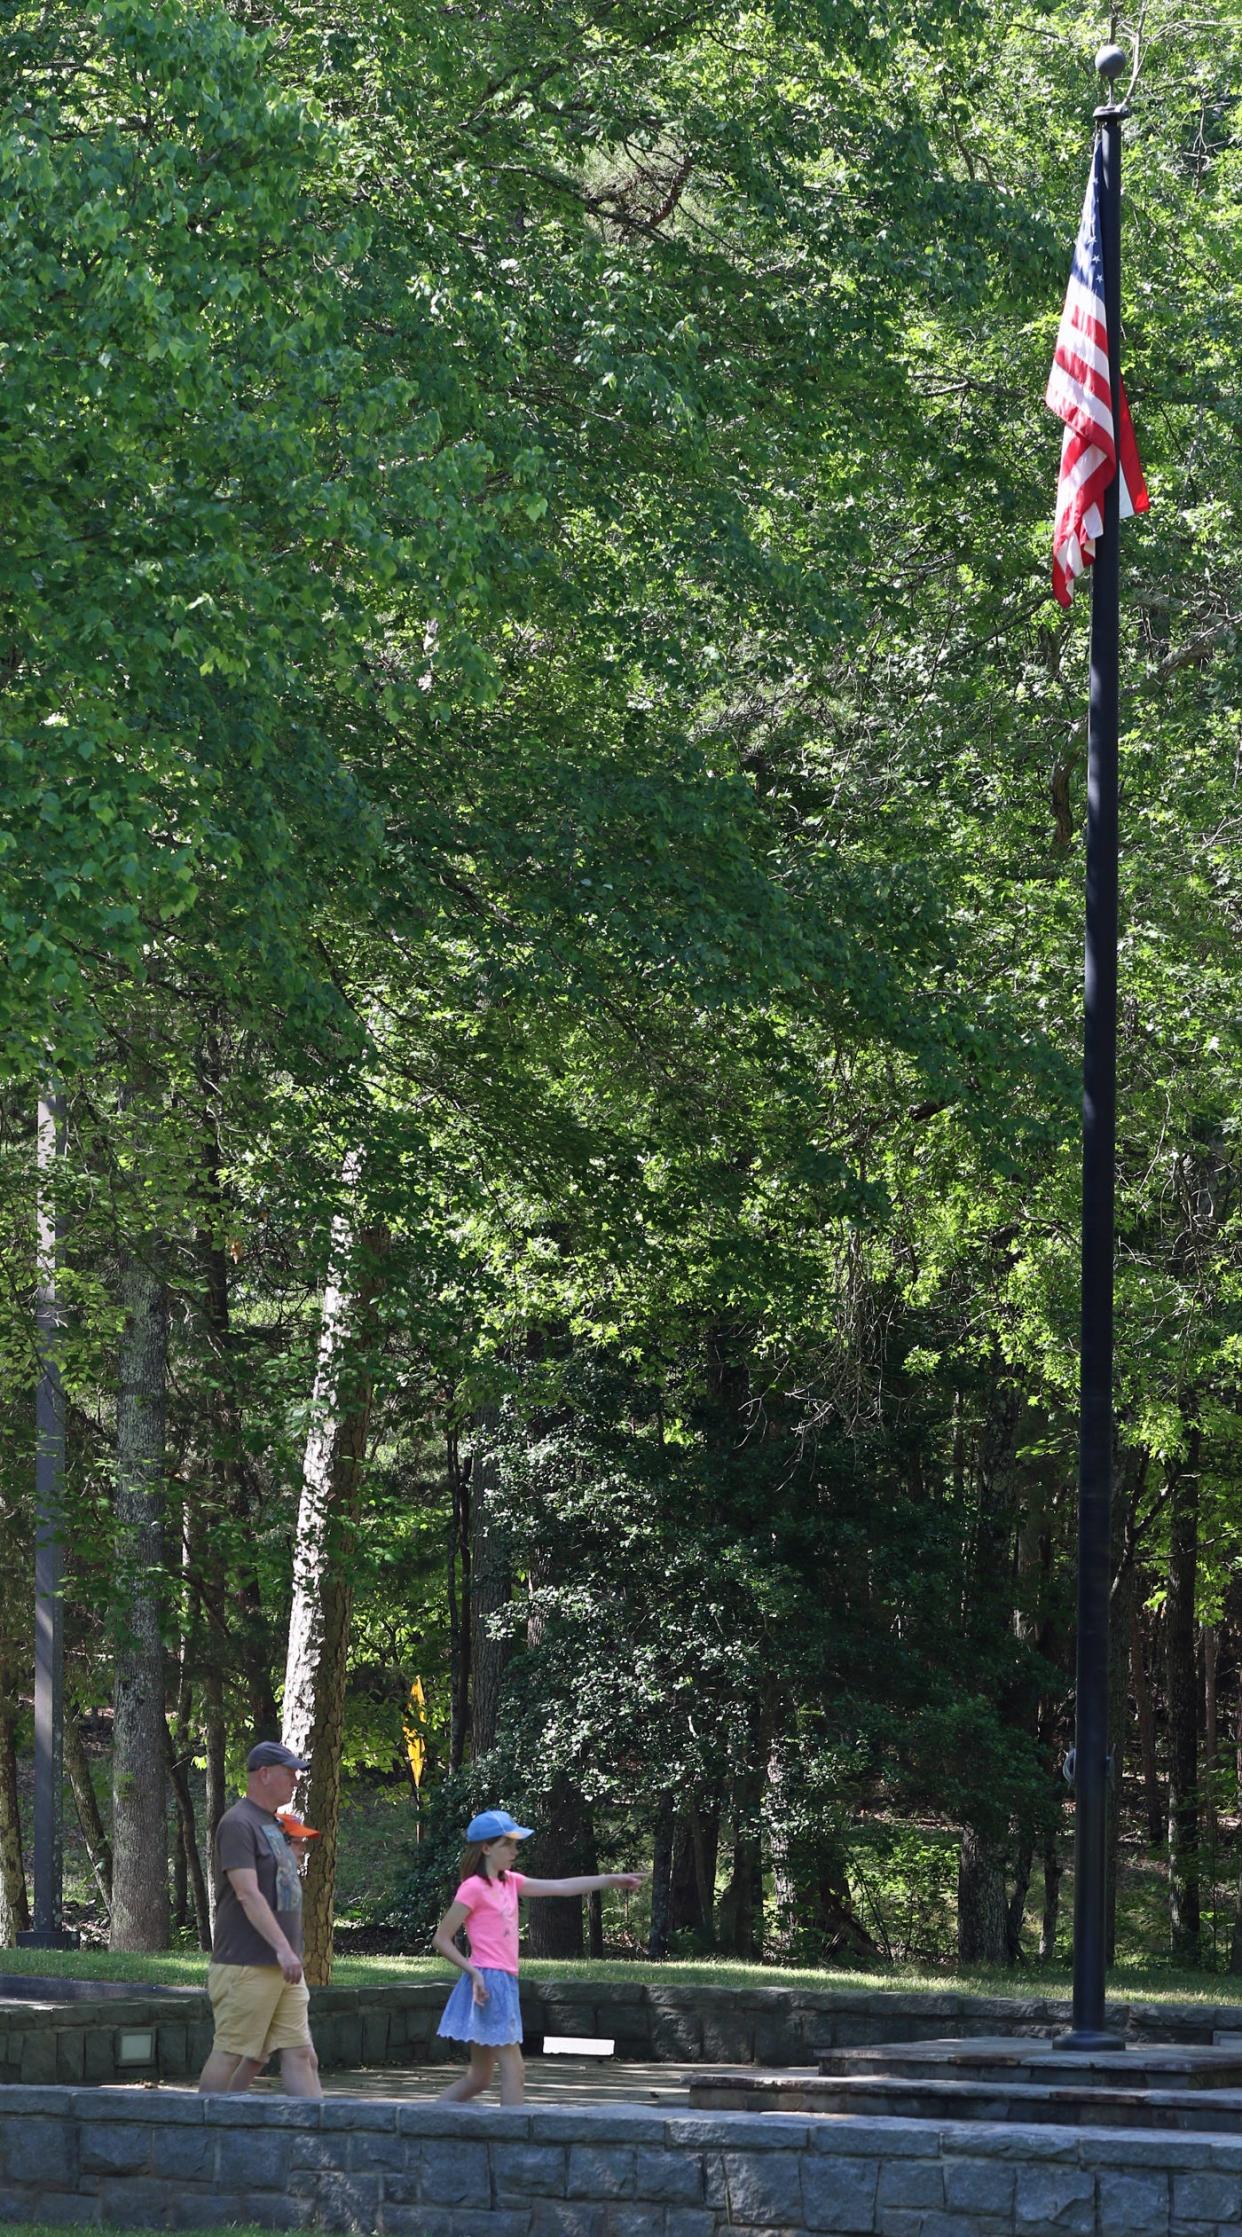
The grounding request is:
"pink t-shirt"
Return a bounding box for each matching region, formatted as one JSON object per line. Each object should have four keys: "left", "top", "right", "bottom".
{"left": 454, "top": 1870, "right": 526, "bottom": 1974}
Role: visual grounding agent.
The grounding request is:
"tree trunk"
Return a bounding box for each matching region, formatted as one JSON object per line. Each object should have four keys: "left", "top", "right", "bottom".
{"left": 718, "top": 1726, "right": 765, "bottom": 1962}
{"left": 765, "top": 1730, "right": 798, "bottom": 1962}
{"left": 957, "top": 1827, "right": 1008, "bottom": 1963}
{"left": 670, "top": 1802, "right": 718, "bottom": 1943}
{"left": 1006, "top": 1839, "right": 1034, "bottom": 1965}
{"left": 110, "top": 1246, "right": 170, "bottom": 1951}
{"left": 446, "top": 1432, "right": 471, "bottom": 1774}
{"left": 1039, "top": 1826, "right": 1062, "bottom": 1962}
{"left": 1131, "top": 1602, "right": 1165, "bottom": 1846}
{"left": 65, "top": 1713, "right": 111, "bottom": 1917}
{"left": 0, "top": 1705, "right": 29, "bottom": 1941}
{"left": 1204, "top": 1622, "right": 1220, "bottom": 1928}
{"left": 648, "top": 1792, "right": 675, "bottom": 1958}
{"left": 164, "top": 1724, "right": 211, "bottom": 1952}
{"left": 197, "top": 1103, "right": 279, "bottom": 1741}
{"left": 1106, "top": 1550, "right": 1135, "bottom": 1965}
{"left": 202, "top": 1665, "right": 226, "bottom": 1940}
{"left": 1167, "top": 1433, "right": 1201, "bottom": 1961}
{"left": 525, "top": 1773, "right": 595, "bottom": 1958}
{"left": 282, "top": 1164, "right": 388, "bottom": 1985}
{"left": 468, "top": 1413, "right": 509, "bottom": 1757}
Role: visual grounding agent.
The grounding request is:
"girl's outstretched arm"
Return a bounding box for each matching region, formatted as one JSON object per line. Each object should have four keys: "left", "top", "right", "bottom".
{"left": 432, "top": 1898, "right": 490, "bottom": 2004}
{"left": 519, "top": 1871, "right": 648, "bottom": 1898}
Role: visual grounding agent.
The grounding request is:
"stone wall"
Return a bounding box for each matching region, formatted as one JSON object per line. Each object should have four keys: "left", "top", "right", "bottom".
{"left": 1, "top": 2083, "right": 1241, "bottom": 2234}
{"left": 2, "top": 1976, "right": 1240, "bottom": 2088}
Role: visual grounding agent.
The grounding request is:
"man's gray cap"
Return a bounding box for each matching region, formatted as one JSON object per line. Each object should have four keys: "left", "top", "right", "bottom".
{"left": 246, "top": 1741, "right": 311, "bottom": 1772}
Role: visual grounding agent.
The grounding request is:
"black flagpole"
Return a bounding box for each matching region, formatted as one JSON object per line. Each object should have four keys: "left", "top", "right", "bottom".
{"left": 1060, "top": 41, "right": 1129, "bottom": 2053}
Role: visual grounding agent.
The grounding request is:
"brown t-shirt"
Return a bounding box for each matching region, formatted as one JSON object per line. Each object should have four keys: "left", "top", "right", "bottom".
{"left": 211, "top": 1797, "right": 304, "bottom": 1966}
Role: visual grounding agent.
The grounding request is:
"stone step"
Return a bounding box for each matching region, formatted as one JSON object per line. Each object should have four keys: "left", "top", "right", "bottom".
{"left": 688, "top": 2066, "right": 1242, "bottom": 2131}
{"left": 814, "top": 2034, "right": 1242, "bottom": 2092}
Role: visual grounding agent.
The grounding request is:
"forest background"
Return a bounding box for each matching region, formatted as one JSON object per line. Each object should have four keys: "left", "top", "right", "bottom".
{"left": 1, "top": 0, "right": 1240, "bottom": 1990}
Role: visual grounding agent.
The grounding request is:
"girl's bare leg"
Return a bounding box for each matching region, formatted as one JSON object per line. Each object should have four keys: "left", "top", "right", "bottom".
{"left": 496, "top": 2043, "right": 525, "bottom": 2105}
{"left": 438, "top": 2046, "right": 496, "bottom": 2102}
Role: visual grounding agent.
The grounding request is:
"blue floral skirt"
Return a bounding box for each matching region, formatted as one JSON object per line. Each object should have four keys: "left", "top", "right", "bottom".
{"left": 436, "top": 1966, "right": 523, "bottom": 2047}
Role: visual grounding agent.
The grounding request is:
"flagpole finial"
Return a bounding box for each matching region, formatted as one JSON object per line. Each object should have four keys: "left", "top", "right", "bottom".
{"left": 1095, "top": 43, "right": 1126, "bottom": 84}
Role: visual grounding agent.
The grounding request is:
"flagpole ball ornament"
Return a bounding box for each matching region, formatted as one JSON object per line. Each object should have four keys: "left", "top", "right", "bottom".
{"left": 1095, "top": 44, "right": 1126, "bottom": 81}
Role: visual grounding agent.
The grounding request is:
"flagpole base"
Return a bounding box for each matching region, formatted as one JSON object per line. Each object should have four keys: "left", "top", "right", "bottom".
{"left": 1052, "top": 2027, "right": 1126, "bottom": 2052}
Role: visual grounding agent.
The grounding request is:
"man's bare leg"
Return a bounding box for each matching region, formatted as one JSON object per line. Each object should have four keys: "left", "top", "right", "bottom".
{"left": 279, "top": 2044, "right": 323, "bottom": 2099}
{"left": 198, "top": 2050, "right": 263, "bottom": 2093}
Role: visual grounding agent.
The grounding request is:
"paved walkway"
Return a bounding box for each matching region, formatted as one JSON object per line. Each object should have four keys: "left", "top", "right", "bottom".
{"left": 168, "top": 2058, "right": 761, "bottom": 2109}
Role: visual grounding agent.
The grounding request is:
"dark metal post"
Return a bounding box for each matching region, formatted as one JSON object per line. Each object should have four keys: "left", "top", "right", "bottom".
{"left": 19, "top": 1090, "right": 78, "bottom": 1948}
{"left": 1060, "top": 49, "right": 1128, "bottom": 2051}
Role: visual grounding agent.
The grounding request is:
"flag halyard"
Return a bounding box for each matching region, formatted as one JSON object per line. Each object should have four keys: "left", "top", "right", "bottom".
{"left": 1047, "top": 140, "right": 1149, "bottom": 607}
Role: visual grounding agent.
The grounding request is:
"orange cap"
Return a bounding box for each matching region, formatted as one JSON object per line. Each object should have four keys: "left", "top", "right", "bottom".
{"left": 276, "top": 1807, "right": 320, "bottom": 1839}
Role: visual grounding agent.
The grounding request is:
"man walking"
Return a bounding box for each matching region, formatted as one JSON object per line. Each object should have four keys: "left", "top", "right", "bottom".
{"left": 197, "top": 1741, "right": 323, "bottom": 2097}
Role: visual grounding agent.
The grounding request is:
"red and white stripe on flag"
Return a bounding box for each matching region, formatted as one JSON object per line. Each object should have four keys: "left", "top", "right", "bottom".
{"left": 1046, "top": 140, "right": 1148, "bottom": 607}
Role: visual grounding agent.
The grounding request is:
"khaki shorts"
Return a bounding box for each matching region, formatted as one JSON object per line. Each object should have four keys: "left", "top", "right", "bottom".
{"left": 207, "top": 1962, "right": 313, "bottom": 2059}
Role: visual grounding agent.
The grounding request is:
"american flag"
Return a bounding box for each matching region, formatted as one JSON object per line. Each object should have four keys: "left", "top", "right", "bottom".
{"left": 1046, "top": 140, "right": 1148, "bottom": 607}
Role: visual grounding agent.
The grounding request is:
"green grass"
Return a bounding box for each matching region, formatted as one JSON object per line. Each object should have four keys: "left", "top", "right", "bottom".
{"left": 1, "top": 1939, "right": 1239, "bottom": 2007}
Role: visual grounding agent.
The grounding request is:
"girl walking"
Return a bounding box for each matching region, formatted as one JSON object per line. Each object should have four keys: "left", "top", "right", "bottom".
{"left": 432, "top": 1807, "right": 646, "bottom": 2104}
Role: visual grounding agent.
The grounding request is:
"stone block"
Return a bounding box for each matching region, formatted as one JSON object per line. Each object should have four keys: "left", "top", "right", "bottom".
{"left": 661, "top": 2216, "right": 714, "bottom": 2237}
{"left": 1173, "top": 2173, "right": 1242, "bottom": 2223}
{"left": 800, "top": 2153, "right": 880, "bottom": 2233}
{"left": 150, "top": 2128, "right": 216, "bottom": 2181}
{"left": 362, "top": 2013, "right": 390, "bottom": 2062}
{"left": 538, "top": 2110, "right": 665, "bottom": 2145}
{"left": 492, "top": 2141, "right": 568, "bottom": 2201}
{"left": 876, "top": 2160, "right": 944, "bottom": 2211}
{"left": 289, "top": 2134, "right": 343, "bottom": 2172}
{"left": 1, "top": 2086, "right": 83, "bottom": 2115}
{"left": 291, "top": 2170, "right": 382, "bottom": 2227}
{"left": 0, "top": 2111, "right": 77, "bottom": 2185}
{"left": 754, "top": 2012, "right": 802, "bottom": 2064}
{"left": 701, "top": 2007, "right": 754, "bottom": 2063}
{"left": 942, "top": 2122, "right": 1079, "bottom": 2162}
{"left": 55, "top": 2030, "right": 86, "bottom": 2083}
{"left": 528, "top": 2205, "right": 606, "bottom": 2237}
{"left": 601, "top": 2212, "right": 667, "bottom": 2237}
{"left": 348, "top": 2127, "right": 406, "bottom": 2173}
{"left": 96, "top": 2175, "right": 174, "bottom": 2227}
{"left": 19, "top": 2029, "right": 60, "bottom": 2084}
{"left": 169, "top": 2192, "right": 302, "bottom": 2232}
{"left": 648, "top": 2002, "right": 704, "bottom": 2061}
{"left": 567, "top": 2144, "right": 636, "bottom": 2198}
{"left": 723, "top": 2149, "right": 804, "bottom": 2225}
{"left": 396, "top": 2101, "right": 530, "bottom": 2140}
{"left": 0, "top": 2193, "right": 97, "bottom": 2226}
{"left": 635, "top": 2148, "right": 704, "bottom": 2203}
{"left": 83, "top": 2118, "right": 158, "bottom": 2176}
{"left": 204, "top": 2094, "right": 320, "bottom": 2126}
{"left": 381, "top": 2211, "right": 527, "bottom": 2237}
{"left": 943, "top": 2159, "right": 1017, "bottom": 2216}
{"left": 214, "top": 2128, "right": 292, "bottom": 2187}
{"left": 418, "top": 2139, "right": 491, "bottom": 2205}
{"left": 1014, "top": 2163, "right": 1095, "bottom": 2234}
{"left": 671, "top": 2115, "right": 812, "bottom": 2152}
{"left": 811, "top": 2125, "right": 926, "bottom": 2160}
{"left": 76, "top": 2090, "right": 202, "bottom": 2124}
{"left": 156, "top": 2024, "right": 188, "bottom": 2075}
{"left": 320, "top": 2096, "right": 397, "bottom": 2132}
{"left": 1095, "top": 2171, "right": 1171, "bottom": 2236}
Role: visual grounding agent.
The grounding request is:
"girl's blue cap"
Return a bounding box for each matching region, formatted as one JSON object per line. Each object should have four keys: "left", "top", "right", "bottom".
{"left": 466, "top": 1809, "right": 534, "bottom": 1843}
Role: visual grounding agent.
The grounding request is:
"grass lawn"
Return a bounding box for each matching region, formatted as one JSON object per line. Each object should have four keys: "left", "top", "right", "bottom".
{"left": 0, "top": 1939, "right": 1238, "bottom": 2007}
